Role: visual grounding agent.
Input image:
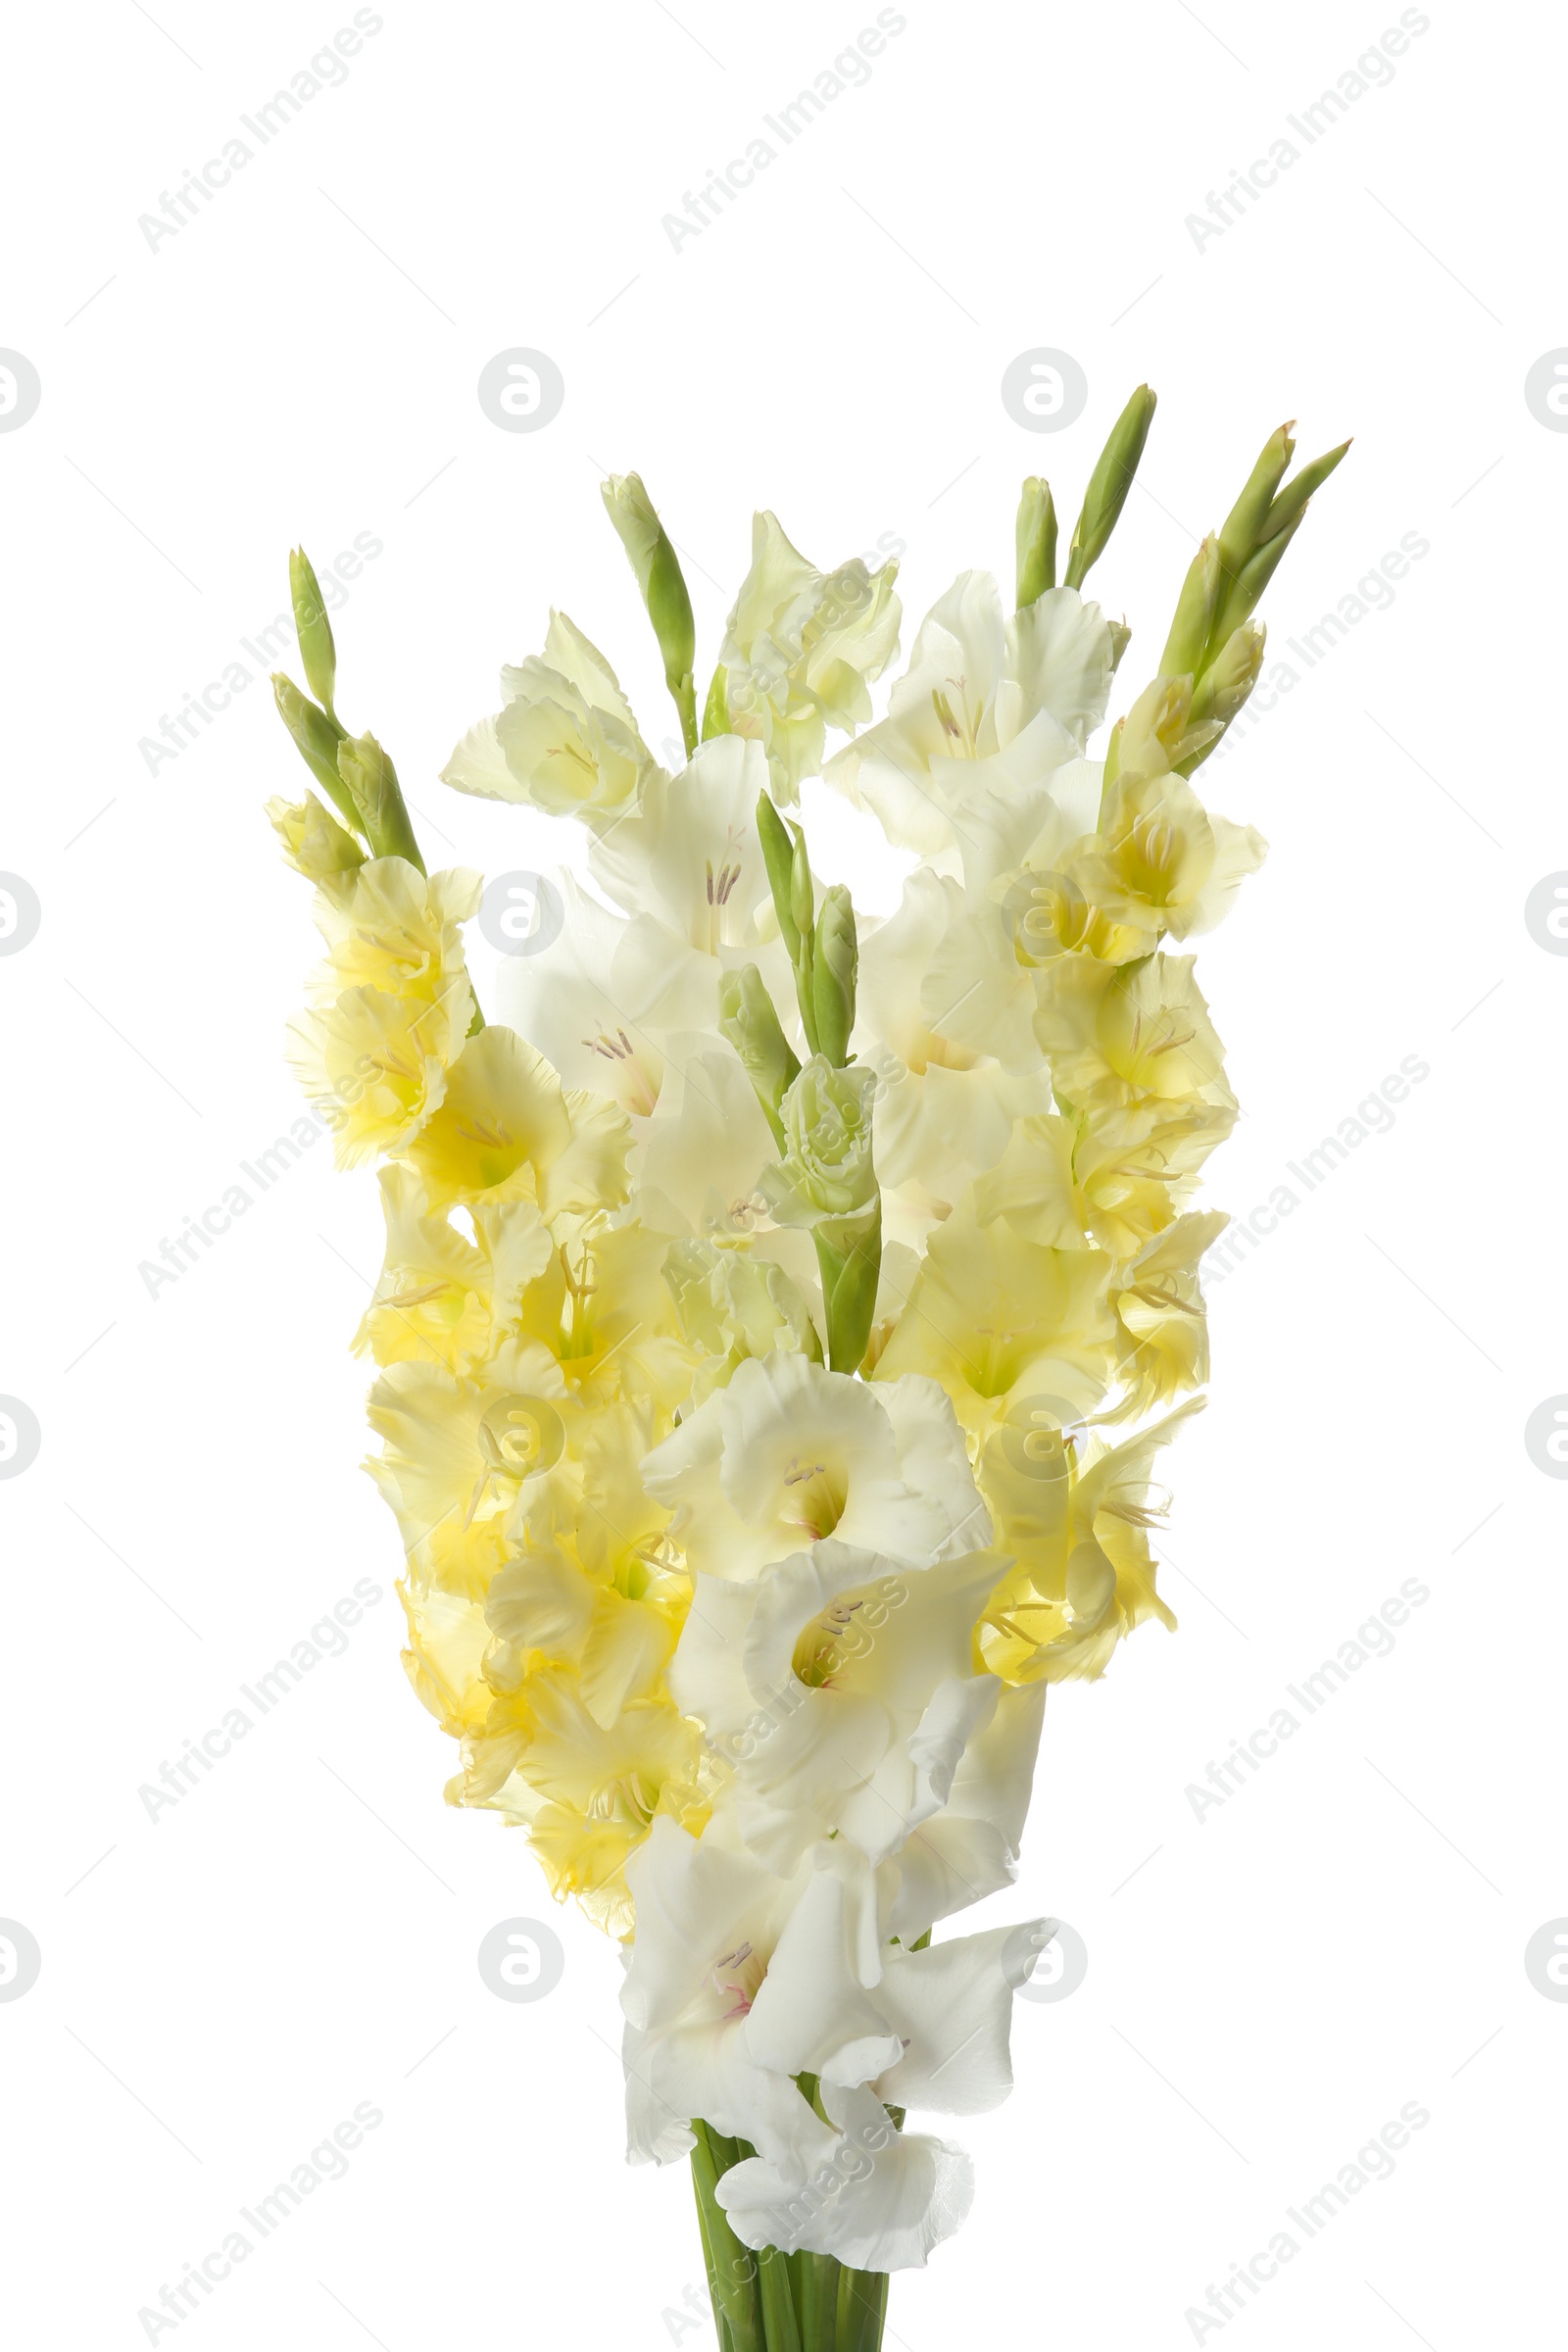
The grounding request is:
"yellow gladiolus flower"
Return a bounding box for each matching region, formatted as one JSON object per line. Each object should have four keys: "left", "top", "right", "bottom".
{"left": 1032, "top": 950, "right": 1232, "bottom": 1128}
{"left": 516, "top": 1676, "right": 710, "bottom": 1933}
{"left": 975, "top": 1396, "right": 1202, "bottom": 1683}
{"left": 366, "top": 1343, "right": 574, "bottom": 1575}
{"left": 408, "top": 1024, "right": 631, "bottom": 1220}
{"left": 286, "top": 980, "right": 467, "bottom": 1166}
{"left": 400, "top": 1579, "right": 497, "bottom": 1738}
{"left": 999, "top": 863, "right": 1153, "bottom": 969}
{"left": 873, "top": 1200, "right": 1115, "bottom": 1440}
{"left": 972, "top": 1109, "right": 1188, "bottom": 1259}
{"left": 1107, "top": 1210, "right": 1228, "bottom": 1414}
{"left": 309, "top": 858, "right": 482, "bottom": 1005}
{"left": 1070, "top": 768, "right": 1265, "bottom": 942}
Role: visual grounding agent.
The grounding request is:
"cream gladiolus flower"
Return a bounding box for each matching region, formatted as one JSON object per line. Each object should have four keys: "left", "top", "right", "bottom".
{"left": 643, "top": 1351, "right": 987, "bottom": 1581}
{"left": 442, "top": 610, "right": 663, "bottom": 825}
{"left": 720, "top": 513, "right": 902, "bottom": 800}
{"left": 266, "top": 788, "right": 365, "bottom": 881}
{"left": 270, "top": 409, "right": 1342, "bottom": 2327}
{"left": 1070, "top": 760, "right": 1266, "bottom": 940}
{"left": 824, "top": 573, "right": 1116, "bottom": 873}
{"left": 1032, "top": 949, "right": 1233, "bottom": 1129}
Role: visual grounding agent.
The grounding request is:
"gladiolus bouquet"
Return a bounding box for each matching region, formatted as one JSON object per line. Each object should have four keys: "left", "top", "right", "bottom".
{"left": 269, "top": 395, "right": 1344, "bottom": 2350}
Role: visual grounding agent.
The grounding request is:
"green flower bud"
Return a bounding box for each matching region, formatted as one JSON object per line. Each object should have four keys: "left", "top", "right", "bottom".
{"left": 1159, "top": 532, "right": 1222, "bottom": 678}
{"left": 289, "top": 547, "right": 337, "bottom": 719}
{"left": 1014, "top": 476, "right": 1057, "bottom": 610}
{"left": 1176, "top": 622, "right": 1266, "bottom": 778}
{"left": 266, "top": 790, "right": 366, "bottom": 882}
{"left": 601, "top": 470, "right": 699, "bottom": 754}
{"left": 336, "top": 730, "right": 425, "bottom": 872}
{"left": 760, "top": 1057, "right": 878, "bottom": 1233}
{"left": 811, "top": 884, "right": 858, "bottom": 1067}
{"left": 1256, "top": 437, "right": 1352, "bottom": 546}
{"left": 271, "top": 672, "right": 359, "bottom": 831}
{"left": 1215, "top": 423, "right": 1295, "bottom": 581}
{"left": 1064, "top": 384, "right": 1157, "bottom": 590}
{"left": 1188, "top": 621, "right": 1266, "bottom": 735}
{"left": 814, "top": 1204, "right": 883, "bottom": 1376}
{"left": 1207, "top": 508, "right": 1304, "bottom": 654}
{"left": 717, "top": 963, "right": 801, "bottom": 1147}
{"left": 1206, "top": 435, "right": 1350, "bottom": 660}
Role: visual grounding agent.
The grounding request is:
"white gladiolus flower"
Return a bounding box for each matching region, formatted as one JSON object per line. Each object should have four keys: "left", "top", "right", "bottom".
{"left": 623, "top": 1811, "right": 1046, "bottom": 2272}
{"left": 720, "top": 512, "right": 902, "bottom": 801}
{"left": 824, "top": 573, "right": 1116, "bottom": 877}
{"left": 641, "top": 1354, "right": 988, "bottom": 1582}
{"left": 669, "top": 1538, "right": 1004, "bottom": 1873}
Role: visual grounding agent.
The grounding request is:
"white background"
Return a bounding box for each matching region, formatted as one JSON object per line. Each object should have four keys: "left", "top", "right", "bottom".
{"left": 2, "top": 2, "right": 1563, "bottom": 2345}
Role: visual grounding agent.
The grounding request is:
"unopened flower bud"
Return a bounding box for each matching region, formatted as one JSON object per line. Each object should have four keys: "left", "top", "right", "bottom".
{"left": 1188, "top": 622, "right": 1265, "bottom": 743}
{"left": 1014, "top": 476, "right": 1058, "bottom": 610}
{"left": 717, "top": 964, "right": 800, "bottom": 1146}
{"left": 811, "top": 884, "right": 858, "bottom": 1068}
{"left": 1159, "top": 533, "right": 1222, "bottom": 678}
{"left": 336, "top": 730, "right": 424, "bottom": 871}
{"left": 1064, "top": 384, "right": 1157, "bottom": 590}
{"left": 289, "top": 547, "right": 337, "bottom": 718}
{"left": 266, "top": 790, "right": 365, "bottom": 882}
{"left": 272, "top": 671, "right": 358, "bottom": 830}
{"left": 601, "top": 471, "right": 698, "bottom": 751}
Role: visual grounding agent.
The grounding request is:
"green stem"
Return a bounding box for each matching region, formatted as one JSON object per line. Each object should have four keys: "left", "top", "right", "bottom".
{"left": 691, "top": 2123, "right": 763, "bottom": 2352}
{"left": 797, "top": 2252, "right": 840, "bottom": 2351}
{"left": 691, "top": 2171, "right": 735, "bottom": 2352}
{"left": 690, "top": 2124, "right": 895, "bottom": 2352}
{"left": 674, "top": 672, "right": 699, "bottom": 759}
{"left": 758, "top": 2246, "right": 802, "bottom": 2352}
{"left": 835, "top": 2266, "right": 889, "bottom": 2352}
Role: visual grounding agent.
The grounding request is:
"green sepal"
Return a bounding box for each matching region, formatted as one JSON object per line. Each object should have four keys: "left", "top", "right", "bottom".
{"left": 703, "top": 663, "right": 731, "bottom": 739}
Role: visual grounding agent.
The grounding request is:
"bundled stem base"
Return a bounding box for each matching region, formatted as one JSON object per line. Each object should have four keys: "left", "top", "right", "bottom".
{"left": 690, "top": 2122, "right": 887, "bottom": 2352}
